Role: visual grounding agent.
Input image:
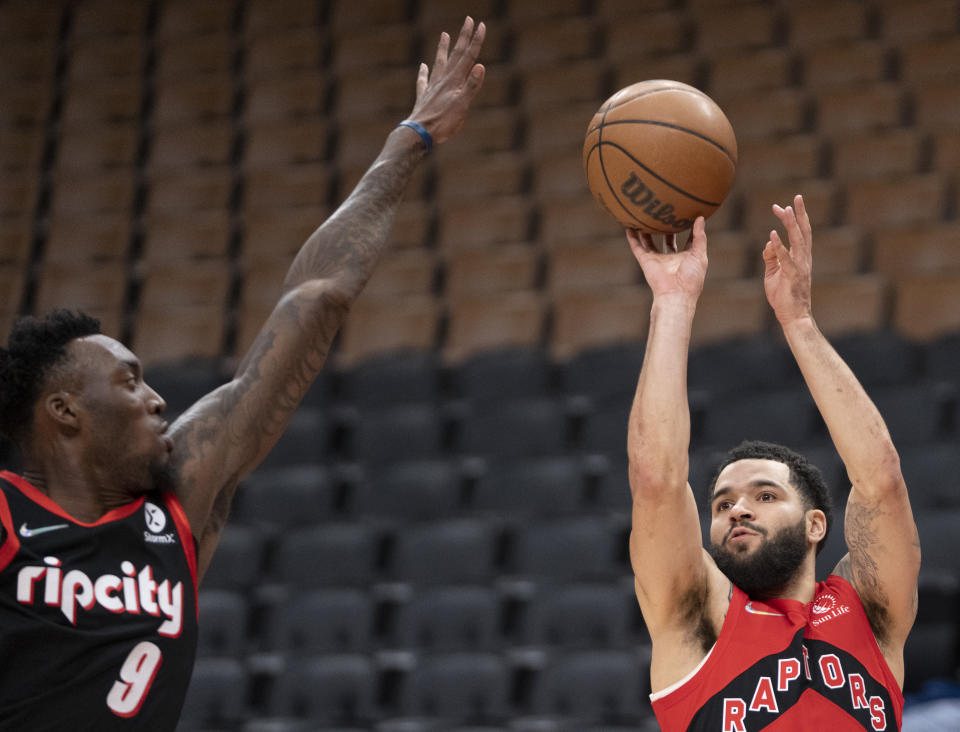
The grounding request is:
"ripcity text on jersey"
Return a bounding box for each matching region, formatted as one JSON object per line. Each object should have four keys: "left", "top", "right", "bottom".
{"left": 0, "top": 471, "right": 199, "bottom": 731}
{"left": 651, "top": 575, "right": 904, "bottom": 731}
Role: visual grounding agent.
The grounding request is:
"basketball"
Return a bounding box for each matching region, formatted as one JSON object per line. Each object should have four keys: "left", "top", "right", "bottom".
{"left": 583, "top": 79, "right": 738, "bottom": 235}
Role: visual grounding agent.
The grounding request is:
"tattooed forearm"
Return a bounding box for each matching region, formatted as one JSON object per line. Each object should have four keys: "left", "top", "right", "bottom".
{"left": 845, "top": 501, "right": 891, "bottom": 641}
{"left": 285, "top": 130, "right": 426, "bottom": 296}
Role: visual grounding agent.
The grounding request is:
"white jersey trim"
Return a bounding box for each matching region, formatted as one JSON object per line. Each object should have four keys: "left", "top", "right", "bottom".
{"left": 649, "top": 642, "right": 716, "bottom": 702}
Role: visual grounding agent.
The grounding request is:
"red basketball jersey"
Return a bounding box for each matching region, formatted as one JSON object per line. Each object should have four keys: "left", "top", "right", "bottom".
{"left": 651, "top": 575, "right": 903, "bottom": 731}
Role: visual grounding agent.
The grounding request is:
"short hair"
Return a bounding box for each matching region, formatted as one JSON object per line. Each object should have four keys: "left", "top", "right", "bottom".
{"left": 0, "top": 309, "right": 101, "bottom": 444}
{"left": 708, "top": 440, "right": 833, "bottom": 555}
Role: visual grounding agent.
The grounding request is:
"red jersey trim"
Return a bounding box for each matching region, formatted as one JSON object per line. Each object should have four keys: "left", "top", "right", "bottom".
{"left": 162, "top": 491, "right": 199, "bottom": 618}
{"left": 0, "top": 485, "right": 21, "bottom": 572}
{"left": 0, "top": 471, "right": 145, "bottom": 526}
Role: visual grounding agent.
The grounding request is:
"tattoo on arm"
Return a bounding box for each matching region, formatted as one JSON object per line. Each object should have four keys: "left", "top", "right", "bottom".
{"left": 845, "top": 501, "right": 891, "bottom": 641}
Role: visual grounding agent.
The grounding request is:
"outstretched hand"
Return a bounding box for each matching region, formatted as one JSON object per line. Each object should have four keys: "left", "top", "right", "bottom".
{"left": 626, "top": 217, "right": 708, "bottom": 301}
{"left": 763, "top": 194, "right": 813, "bottom": 325}
{"left": 407, "top": 17, "right": 486, "bottom": 146}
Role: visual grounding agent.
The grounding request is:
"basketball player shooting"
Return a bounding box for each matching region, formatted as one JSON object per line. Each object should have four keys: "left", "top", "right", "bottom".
{"left": 626, "top": 196, "right": 919, "bottom": 730}
{"left": 0, "top": 18, "right": 485, "bottom": 730}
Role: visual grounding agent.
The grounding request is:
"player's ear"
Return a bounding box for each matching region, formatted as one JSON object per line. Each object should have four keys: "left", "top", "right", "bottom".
{"left": 806, "top": 508, "right": 827, "bottom": 545}
{"left": 45, "top": 391, "right": 81, "bottom": 431}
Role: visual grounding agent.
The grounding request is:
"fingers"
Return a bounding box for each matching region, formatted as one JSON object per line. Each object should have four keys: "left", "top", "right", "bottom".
{"left": 689, "top": 216, "right": 707, "bottom": 257}
{"left": 433, "top": 31, "right": 450, "bottom": 73}
{"left": 415, "top": 62, "right": 428, "bottom": 99}
{"left": 765, "top": 230, "right": 797, "bottom": 278}
{"left": 771, "top": 198, "right": 810, "bottom": 257}
{"left": 794, "top": 194, "right": 812, "bottom": 246}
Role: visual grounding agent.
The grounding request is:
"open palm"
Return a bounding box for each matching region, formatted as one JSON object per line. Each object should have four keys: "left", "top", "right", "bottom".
{"left": 627, "top": 218, "right": 708, "bottom": 300}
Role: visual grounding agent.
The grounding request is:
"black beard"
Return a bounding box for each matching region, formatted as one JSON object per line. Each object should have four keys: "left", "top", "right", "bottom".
{"left": 148, "top": 458, "right": 178, "bottom": 494}
{"left": 708, "top": 517, "right": 808, "bottom": 599}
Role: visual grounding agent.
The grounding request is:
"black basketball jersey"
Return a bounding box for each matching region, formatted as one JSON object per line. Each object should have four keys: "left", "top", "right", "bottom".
{"left": 0, "top": 471, "right": 199, "bottom": 731}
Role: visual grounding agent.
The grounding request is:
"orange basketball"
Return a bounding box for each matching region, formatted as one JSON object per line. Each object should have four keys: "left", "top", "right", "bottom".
{"left": 583, "top": 80, "right": 738, "bottom": 235}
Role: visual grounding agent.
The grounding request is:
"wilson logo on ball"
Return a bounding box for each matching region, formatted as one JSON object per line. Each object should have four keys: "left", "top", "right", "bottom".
{"left": 583, "top": 79, "right": 738, "bottom": 235}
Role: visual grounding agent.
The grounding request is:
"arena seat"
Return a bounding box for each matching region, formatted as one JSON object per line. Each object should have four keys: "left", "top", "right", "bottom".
{"left": 831, "top": 331, "right": 922, "bottom": 387}
{"left": 893, "top": 272, "right": 960, "bottom": 341}
{"left": 245, "top": 28, "right": 326, "bottom": 80}
{"left": 45, "top": 212, "right": 133, "bottom": 263}
{"left": 149, "top": 121, "right": 234, "bottom": 170}
{"left": 815, "top": 83, "right": 906, "bottom": 136}
{"left": 444, "top": 246, "right": 539, "bottom": 298}
{"left": 157, "top": 0, "right": 233, "bottom": 40}
{"left": 338, "top": 350, "right": 441, "bottom": 407}
{"left": 443, "top": 292, "right": 546, "bottom": 365}
{"left": 361, "top": 249, "right": 437, "bottom": 299}
{"left": 387, "top": 518, "right": 501, "bottom": 586}
{"left": 845, "top": 174, "right": 948, "bottom": 230}
{"left": 519, "top": 582, "right": 635, "bottom": 650}
{"left": 245, "top": 0, "right": 322, "bottom": 33}
{"left": 142, "top": 358, "right": 226, "bottom": 415}
{"left": 270, "top": 523, "right": 382, "bottom": 588}
{"left": 809, "top": 274, "right": 888, "bottom": 337}
{"left": 448, "top": 346, "right": 555, "bottom": 402}
{"left": 346, "top": 402, "right": 445, "bottom": 466}
{"left": 398, "top": 652, "right": 512, "bottom": 723}
{"left": 829, "top": 129, "right": 922, "bottom": 182}
{"left": 202, "top": 524, "right": 269, "bottom": 591}
{"left": 506, "top": 518, "right": 626, "bottom": 582}
{"left": 456, "top": 396, "right": 571, "bottom": 460}
{"left": 267, "top": 654, "right": 378, "bottom": 724}
{"left": 708, "top": 47, "right": 794, "bottom": 99}
{"left": 155, "top": 32, "right": 233, "bottom": 79}
{"left": 550, "top": 288, "right": 651, "bottom": 361}
{"left": 142, "top": 209, "right": 232, "bottom": 262}
{"left": 700, "top": 388, "right": 822, "bottom": 450}
{"left": 687, "top": 334, "right": 798, "bottom": 397}
{"left": 177, "top": 657, "right": 248, "bottom": 731}
{"left": 153, "top": 73, "right": 234, "bottom": 125}
{"left": 525, "top": 649, "right": 652, "bottom": 724}
{"left": 899, "top": 443, "right": 960, "bottom": 511}
{"left": 392, "top": 585, "right": 502, "bottom": 653}
{"left": 233, "top": 465, "right": 337, "bottom": 529}
{"left": 870, "top": 382, "right": 952, "bottom": 446}
{"left": 559, "top": 342, "right": 647, "bottom": 402}
{"left": 196, "top": 589, "right": 248, "bottom": 658}
{"left": 470, "top": 456, "right": 589, "bottom": 518}
{"left": 263, "top": 588, "right": 375, "bottom": 655}
{"left": 351, "top": 459, "right": 466, "bottom": 523}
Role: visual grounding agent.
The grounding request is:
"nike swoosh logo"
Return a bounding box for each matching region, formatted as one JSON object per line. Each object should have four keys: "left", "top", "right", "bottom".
{"left": 745, "top": 601, "right": 785, "bottom": 617}
{"left": 19, "top": 522, "right": 70, "bottom": 538}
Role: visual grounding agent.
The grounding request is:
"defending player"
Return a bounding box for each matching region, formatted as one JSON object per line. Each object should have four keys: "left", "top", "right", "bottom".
{"left": 0, "top": 18, "right": 485, "bottom": 730}
{"left": 626, "top": 195, "right": 920, "bottom": 730}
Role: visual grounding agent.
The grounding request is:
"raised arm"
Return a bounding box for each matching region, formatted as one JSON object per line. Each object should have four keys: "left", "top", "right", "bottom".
{"left": 169, "top": 18, "right": 486, "bottom": 580}
{"left": 626, "top": 221, "right": 727, "bottom": 686}
{"left": 763, "top": 195, "right": 920, "bottom": 679}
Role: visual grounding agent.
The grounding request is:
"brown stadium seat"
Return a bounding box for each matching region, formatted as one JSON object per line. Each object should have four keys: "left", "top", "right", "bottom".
{"left": 45, "top": 213, "right": 132, "bottom": 263}
{"left": 246, "top": 71, "right": 329, "bottom": 124}
{"left": 434, "top": 151, "right": 528, "bottom": 204}
{"left": 0, "top": 175, "right": 39, "bottom": 222}
{"left": 147, "top": 167, "right": 233, "bottom": 215}
{"left": 335, "top": 294, "right": 439, "bottom": 368}
{"left": 801, "top": 41, "right": 890, "bottom": 90}
{"left": 0, "top": 127, "right": 44, "bottom": 174}
{"left": 690, "top": 279, "right": 769, "bottom": 347}
{"left": 809, "top": 226, "right": 865, "bottom": 277}
{"left": 829, "top": 129, "right": 922, "bottom": 181}
{"left": 245, "top": 119, "right": 330, "bottom": 168}
{"left": 362, "top": 249, "right": 437, "bottom": 299}
{"left": 741, "top": 178, "right": 837, "bottom": 233}
{"left": 244, "top": 28, "right": 326, "bottom": 80}
{"left": 244, "top": 163, "right": 333, "bottom": 211}
{"left": 512, "top": 18, "right": 601, "bottom": 70}
{"left": 915, "top": 84, "right": 960, "bottom": 132}
{"left": 245, "top": 0, "right": 322, "bottom": 34}
{"left": 331, "top": 23, "right": 415, "bottom": 75}
{"left": 872, "top": 222, "right": 960, "bottom": 280}
{"left": 131, "top": 303, "right": 226, "bottom": 366}
{"left": 734, "top": 135, "right": 823, "bottom": 186}
{"left": 844, "top": 173, "right": 948, "bottom": 230}
{"left": 67, "top": 35, "right": 146, "bottom": 83}
{"left": 0, "top": 221, "right": 32, "bottom": 265}
{"left": 0, "top": 36, "right": 55, "bottom": 85}
{"left": 695, "top": 4, "right": 778, "bottom": 53}
{"left": 809, "top": 274, "right": 889, "bottom": 337}
{"left": 899, "top": 37, "right": 960, "bottom": 86}
{"left": 786, "top": 1, "right": 870, "bottom": 48}
{"left": 537, "top": 196, "right": 620, "bottom": 251}
{"left": 444, "top": 245, "right": 538, "bottom": 298}
{"left": 55, "top": 124, "right": 138, "bottom": 174}
{"left": 893, "top": 272, "right": 960, "bottom": 341}
{"left": 156, "top": 0, "right": 233, "bottom": 40}
{"left": 0, "top": 1, "right": 61, "bottom": 40}
{"left": 443, "top": 291, "right": 546, "bottom": 364}
{"left": 139, "top": 260, "right": 231, "bottom": 311}
{"left": 61, "top": 77, "right": 141, "bottom": 127}
{"left": 154, "top": 32, "right": 233, "bottom": 81}
{"left": 546, "top": 240, "right": 641, "bottom": 294}
{"left": 153, "top": 73, "right": 234, "bottom": 126}
{"left": 142, "top": 210, "right": 231, "bottom": 262}
{"left": 709, "top": 47, "right": 794, "bottom": 100}
{"left": 814, "top": 83, "right": 906, "bottom": 136}
{"left": 50, "top": 168, "right": 136, "bottom": 218}
{"left": 550, "top": 287, "right": 651, "bottom": 362}
{"left": 878, "top": 0, "right": 959, "bottom": 43}
{"left": 148, "top": 121, "right": 233, "bottom": 171}
{"left": 722, "top": 88, "right": 811, "bottom": 142}
{"left": 436, "top": 196, "right": 533, "bottom": 251}
{"left": 611, "top": 51, "right": 702, "bottom": 94}
{"left": 605, "top": 12, "right": 693, "bottom": 60}
{"left": 520, "top": 59, "right": 608, "bottom": 111}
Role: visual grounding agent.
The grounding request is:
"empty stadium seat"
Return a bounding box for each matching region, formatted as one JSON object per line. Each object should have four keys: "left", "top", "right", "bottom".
{"left": 264, "top": 589, "right": 375, "bottom": 654}
{"left": 832, "top": 331, "right": 922, "bottom": 387}
{"left": 143, "top": 358, "right": 226, "bottom": 416}
{"left": 267, "top": 654, "right": 378, "bottom": 724}
{"left": 559, "top": 342, "right": 648, "bottom": 402}
{"left": 337, "top": 350, "right": 441, "bottom": 407}
{"left": 196, "top": 589, "right": 248, "bottom": 658}
{"left": 448, "top": 346, "right": 555, "bottom": 402}
{"left": 470, "top": 456, "right": 588, "bottom": 518}
{"left": 392, "top": 585, "right": 502, "bottom": 652}
{"left": 233, "top": 465, "right": 337, "bottom": 529}
{"left": 526, "top": 649, "right": 651, "bottom": 723}
{"left": 346, "top": 402, "right": 445, "bottom": 466}
{"left": 398, "top": 652, "right": 511, "bottom": 723}
{"left": 520, "top": 583, "right": 635, "bottom": 650}
{"left": 270, "top": 523, "right": 382, "bottom": 588}
{"left": 201, "top": 524, "right": 268, "bottom": 590}
{"left": 388, "top": 519, "right": 501, "bottom": 586}
{"left": 456, "top": 397, "right": 571, "bottom": 460}
{"left": 506, "top": 518, "right": 626, "bottom": 582}
{"left": 443, "top": 292, "right": 546, "bottom": 365}
{"left": 699, "top": 389, "right": 821, "bottom": 451}
{"left": 177, "top": 657, "right": 248, "bottom": 731}
{"left": 351, "top": 458, "right": 465, "bottom": 523}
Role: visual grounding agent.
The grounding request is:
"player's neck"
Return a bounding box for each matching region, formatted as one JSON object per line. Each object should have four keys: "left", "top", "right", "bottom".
{"left": 21, "top": 446, "right": 126, "bottom": 524}
{"left": 749, "top": 556, "right": 819, "bottom": 605}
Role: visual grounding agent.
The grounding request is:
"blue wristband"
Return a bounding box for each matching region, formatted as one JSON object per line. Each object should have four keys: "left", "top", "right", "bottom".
{"left": 398, "top": 119, "right": 433, "bottom": 152}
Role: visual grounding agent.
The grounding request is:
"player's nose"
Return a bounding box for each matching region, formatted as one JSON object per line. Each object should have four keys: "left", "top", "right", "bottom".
{"left": 729, "top": 498, "right": 754, "bottom": 520}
